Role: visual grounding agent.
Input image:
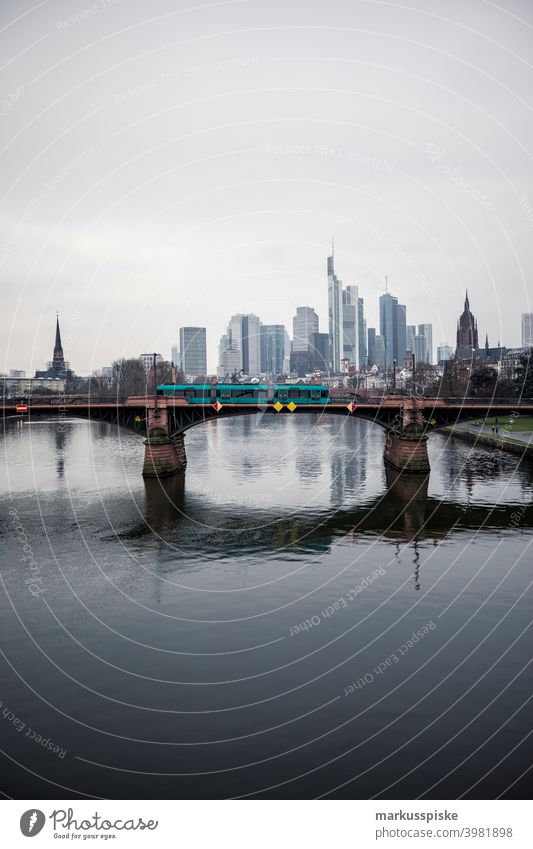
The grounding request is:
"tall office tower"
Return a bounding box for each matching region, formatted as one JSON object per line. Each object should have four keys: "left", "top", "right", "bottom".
{"left": 342, "top": 285, "right": 359, "bottom": 368}
{"left": 414, "top": 334, "right": 427, "bottom": 364}
{"left": 522, "top": 313, "right": 533, "bottom": 348}
{"left": 379, "top": 292, "right": 395, "bottom": 368}
{"left": 358, "top": 298, "right": 367, "bottom": 368}
{"left": 309, "top": 332, "right": 329, "bottom": 371}
{"left": 437, "top": 344, "right": 453, "bottom": 363}
{"left": 218, "top": 314, "right": 261, "bottom": 377}
{"left": 456, "top": 290, "right": 479, "bottom": 358}
{"left": 397, "top": 304, "right": 407, "bottom": 365}
{"left": 171, "top": 345, "right": 179, "bottom": 367}
{"left": 406, "top": 325, "right": 416, "bottom": 352}
{"left": 367, "top": 328, "right": 386, "bottom": 370}
{"left": 380, "top": 292, "right": 407, "bottom": 367}
{"left": 328, "top": 248, "right": 344, "bottom": 372}
{"left": 418, "top": 323, "right": 433, "bottom": 364}
{"left": 367, "top": 327, "right": 376, "bottom": 367}
{"left": 179, "top": 327, "right": 207, "bottom": 376}
{"left": 260, "top": 324, "right": 286, "bottom": 375}
{"left": 292, "top": 307, "right": 319, "bottom": 352}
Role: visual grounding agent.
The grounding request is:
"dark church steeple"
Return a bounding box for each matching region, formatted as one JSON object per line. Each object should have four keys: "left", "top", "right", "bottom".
{"left": 35, "top": 314, "right": 70, "bottom": 380}
{"left": 456, "top": 290, "right": 479, "bottom": 358}
{"left": 53, "top": 314, "right": 64, "bottom": 366}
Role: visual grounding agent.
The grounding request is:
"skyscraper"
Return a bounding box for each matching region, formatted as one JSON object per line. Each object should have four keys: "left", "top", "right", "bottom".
{"left": 260, "top": 324, "right": 286, "bottom": 375}
{"left": 368, "top": 328, "right": 386, "bottom": 370}
{"left": 218, "top": 314, "right": 261, "bottom": 377}
{"left": 418, "top": 323, "right": 433, "bottom": 364}
{"left": 327, "top": 248, "right": 343, "bottom": 372}
{"left": 522, "top": 313, "right": 533, "bottom": 348}
{"left": 358, "top": 297, "right": 367, "bottom": 368}
{"left": 397, "top": 304, "right": 407, "bottom": 366}
{"left": 179, "top": 327, "right": 207, "bottom": 377}
{"left": 379, "top": 292, "right": 408, "bottom": 367}
{"left": 342, "top": 285, "right": 359, "bottom": 368}
{"left": 456, "top": 291, "right": 479, "bottom": 358}
{"left": 414, "top": 334, "right": 427, "bottom": 364}
{"left": 309, "top": 332, "right": 329, "bottom": 371}
{"left": 406, "top": 324, "right": 416, "bottom": 352}
{"left": 292, "top": 307, "right": 319, "bottom": 352}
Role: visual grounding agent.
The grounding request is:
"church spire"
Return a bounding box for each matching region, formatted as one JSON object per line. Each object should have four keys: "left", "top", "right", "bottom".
{"left": 54, "top": 313, "right": 63, "bottom": 358}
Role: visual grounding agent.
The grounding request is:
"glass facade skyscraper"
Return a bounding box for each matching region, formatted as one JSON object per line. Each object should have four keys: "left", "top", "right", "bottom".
{"left": 260, "top": 324, "right": 285, "bottom": 375}
{"left": 179, "top": 327, "right": 207, "bottom": 377}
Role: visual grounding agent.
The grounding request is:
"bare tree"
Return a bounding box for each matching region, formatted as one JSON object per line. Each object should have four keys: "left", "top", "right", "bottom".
{"left": 111, "top": 358, "right": 147, "bottom": 400}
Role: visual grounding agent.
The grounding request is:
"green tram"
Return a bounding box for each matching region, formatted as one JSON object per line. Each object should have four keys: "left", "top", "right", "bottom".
{"left": 156, "top": 383, "right": 331, "bottom": 405}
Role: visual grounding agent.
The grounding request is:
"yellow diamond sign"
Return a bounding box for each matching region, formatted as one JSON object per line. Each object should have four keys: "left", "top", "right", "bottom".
{"left": 273, "top": 401, "right": 283, "bottom": 412}
{"left": 287, "top": 401, "right": 297, "bottom": 412}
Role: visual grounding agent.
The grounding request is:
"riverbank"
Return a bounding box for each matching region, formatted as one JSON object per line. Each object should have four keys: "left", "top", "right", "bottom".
{"left": 441, "top": 421, "right": 533, "bottom": 458}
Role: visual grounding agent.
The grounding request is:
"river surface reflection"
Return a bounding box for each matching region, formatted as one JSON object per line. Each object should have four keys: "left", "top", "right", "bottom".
{"left": 1, "top": 415, "right": 532, "bottom": 799}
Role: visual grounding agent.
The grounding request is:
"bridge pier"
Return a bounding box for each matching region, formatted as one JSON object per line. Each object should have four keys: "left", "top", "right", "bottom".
{"left": 142, "top": 403, "right": 187, "bottom": 478}
{"left": 383, "top": 399, "right": 430, "bottom": 473}
{"left": 384, "top": 430, "right": 430, "bottom": 474}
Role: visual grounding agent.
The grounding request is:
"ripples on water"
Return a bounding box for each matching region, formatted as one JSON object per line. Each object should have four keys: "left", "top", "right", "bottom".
{"left": 0, "top": 415, "right": 532, "bottom": 799}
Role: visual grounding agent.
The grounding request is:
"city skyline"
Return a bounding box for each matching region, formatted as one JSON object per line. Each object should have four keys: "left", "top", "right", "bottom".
{"left": 7, "top": 265, "right": 530, "bottom": 378}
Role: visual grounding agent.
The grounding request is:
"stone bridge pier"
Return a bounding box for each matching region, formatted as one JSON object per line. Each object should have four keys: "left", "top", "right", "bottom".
{"left": 383, "top": 398, "right": 430, "bottom": 474}
{"left": 142, "top": 401, "right": 187, "bottom": 478}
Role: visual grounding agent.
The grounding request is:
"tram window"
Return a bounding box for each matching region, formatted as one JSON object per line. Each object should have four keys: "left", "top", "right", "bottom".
{"left": 311, "top": 391, "right": 320, "bottom": 400}
{"left": 321, "top": 390, "right": 329, "bottom": 398}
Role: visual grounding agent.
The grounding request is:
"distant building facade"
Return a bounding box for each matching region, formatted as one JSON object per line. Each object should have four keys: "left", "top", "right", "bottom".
{"left": 179, "top": 327, "right": 207, "bottom": 377}
{"left": 139, "top": 353, "right": 163, "bottom": 371}
{"left": 437, "top": 344, "right": 453, "bottom": 363}
{"left": 522, "top": 313, "right": 533, "bottom": 348}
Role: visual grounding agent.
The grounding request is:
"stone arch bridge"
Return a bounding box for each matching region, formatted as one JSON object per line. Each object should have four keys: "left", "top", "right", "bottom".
{"left": 3, "top": 395, "right": 530, "bottom": 477}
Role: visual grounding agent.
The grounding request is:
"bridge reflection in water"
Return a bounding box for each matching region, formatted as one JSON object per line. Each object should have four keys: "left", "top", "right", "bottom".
{"left": 135, "top": 463, "right": 533, "bottom": 555}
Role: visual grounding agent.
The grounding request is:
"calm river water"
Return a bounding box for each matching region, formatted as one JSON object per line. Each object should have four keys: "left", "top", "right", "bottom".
{"left": 1, "top": 414, "right": 532, "bottom": 799}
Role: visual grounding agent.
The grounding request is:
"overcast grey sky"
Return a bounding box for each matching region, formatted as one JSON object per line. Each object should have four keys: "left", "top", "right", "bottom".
{"left": 1, "top": 0, "right": 532, "bottom": 373}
